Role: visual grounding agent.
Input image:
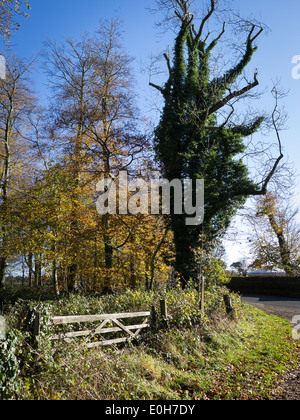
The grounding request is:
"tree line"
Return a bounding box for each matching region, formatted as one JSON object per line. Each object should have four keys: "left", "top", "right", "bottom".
{"left": 0, "top": 18, "right": 174, "bottom": 292}
{"left": 0, "top": 0, "right": 296, "bottom": 293}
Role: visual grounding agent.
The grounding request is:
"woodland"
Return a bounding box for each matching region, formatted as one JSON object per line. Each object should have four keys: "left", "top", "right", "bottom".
{"left": 0, "top": 0, "right": 298, "bottom": 295}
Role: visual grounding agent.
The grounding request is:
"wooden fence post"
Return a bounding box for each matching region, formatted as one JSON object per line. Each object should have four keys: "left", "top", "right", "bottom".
{"left": 200, "top": 276, "right": 205, "bottom": 315}
{"left": 0, "top": 316, "right": 5, "bottom": 341}
{"left": 223, "top": 294, "right": 234, "bottom": 315}
{"left": 160, "top": 299, "right": 170, "bottom": 328}
{"left": 33, "top": 311, "right": 41, "bottom": 346}
{"left": 150, "top": 306, "right": 157, "bottom": 330}
{"left": 160, "top": 299, "right": 168, "bottom": 318}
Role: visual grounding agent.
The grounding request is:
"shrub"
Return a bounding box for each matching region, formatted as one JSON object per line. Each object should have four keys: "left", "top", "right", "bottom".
{"left": 0, "top": 284, "right": 239, "bottom": 399}
{"left": 0, "top": 331, "right": 21, "bottom": 399}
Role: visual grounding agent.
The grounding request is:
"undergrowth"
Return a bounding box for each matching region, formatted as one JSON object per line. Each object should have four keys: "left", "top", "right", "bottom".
{"left": 0, "top": 286, "right": 299, "bottom": 400}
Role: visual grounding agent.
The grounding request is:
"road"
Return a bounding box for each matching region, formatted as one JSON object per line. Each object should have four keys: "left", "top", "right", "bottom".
{"left": 242, "top": 295, "right": 300, "bottom": 321}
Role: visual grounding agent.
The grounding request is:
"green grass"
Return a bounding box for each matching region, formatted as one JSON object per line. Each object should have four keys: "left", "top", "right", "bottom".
{"left": 1, "top": 288, "right": 299, "bottom": 400}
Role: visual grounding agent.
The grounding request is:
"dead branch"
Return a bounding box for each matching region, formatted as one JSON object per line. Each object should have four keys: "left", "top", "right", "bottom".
{"left": 207, "top": 71, "right": 259, "bottom": 117}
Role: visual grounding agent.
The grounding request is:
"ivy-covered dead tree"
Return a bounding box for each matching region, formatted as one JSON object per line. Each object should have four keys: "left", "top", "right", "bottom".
{"left": 151, "top": 0, "right": 284, "bottom": 286}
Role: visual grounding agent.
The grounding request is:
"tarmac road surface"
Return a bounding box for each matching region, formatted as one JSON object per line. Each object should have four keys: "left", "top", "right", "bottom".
{"left": 242, "top": 295, "right": 300, "bottom": 321}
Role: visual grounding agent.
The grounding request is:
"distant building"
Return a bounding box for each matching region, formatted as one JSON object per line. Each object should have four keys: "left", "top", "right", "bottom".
{"left": 247, "top": 268, "right": 286, "bottom": 277}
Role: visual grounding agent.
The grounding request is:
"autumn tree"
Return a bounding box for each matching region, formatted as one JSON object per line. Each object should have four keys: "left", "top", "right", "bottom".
{"left": 150, "top": 0, "right": 284, "bottom": 286}
{"left": 44, "top": 33, "right": 99, "bottom": 290}
{"left": 0, "top": 55, "right": 36, "bottom": 288}
{"left": 230, "top": 260, "right": 248, "bottom": 277}
{"left": 0, "top": 0, "right": 30, "bottom": 39}
{"left": 44, "top": 20, "right": 150, "bottom": 291}
{"left": 0, "top": 19, "right": 176, "bottom": 293}
{"left": 249, "top": 193, "right": 300, "bottom": 276}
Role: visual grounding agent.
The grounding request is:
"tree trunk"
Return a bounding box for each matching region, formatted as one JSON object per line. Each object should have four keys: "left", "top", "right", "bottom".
{"left": 102, "top": 148, "right": 114, "bottom": 289}
{"left": 267, "top": 213, "right": 295, "bottom": 276}
{"left": 34, "top": 256, "right": 42, "bottom": 287}
{"left": 0, "top": 257, "right": 7, "bottom": 288}
{"left": 52, "top": 260, "right": 59, "bottom": 296}
{"left": 0, "top": 100, "right": 13, "bottom": 290}
{"left": 171, "top": 215, "right": 201, "bottom": 288}
{"left": 28, "top": 252, "right": 33, "bottom": 287}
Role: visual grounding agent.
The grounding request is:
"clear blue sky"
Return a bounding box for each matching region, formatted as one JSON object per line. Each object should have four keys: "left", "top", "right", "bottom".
{"left": 7, "top": 0, "right": 300, "bottom": 264}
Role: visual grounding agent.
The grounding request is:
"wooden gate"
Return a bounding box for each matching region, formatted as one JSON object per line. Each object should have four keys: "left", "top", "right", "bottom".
{"left": 44, "top": 310, "right": 153, "bottom": 348}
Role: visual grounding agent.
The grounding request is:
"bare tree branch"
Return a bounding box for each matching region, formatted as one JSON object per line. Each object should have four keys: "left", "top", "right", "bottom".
{"left": 248, "top": 24, "right": 264, "bottom": 43}
{"left": 251, "top": 86, "right": 285, "bottom": 196}
{"left": 149, "top": 82, "right": 164, "bottom": 93}
{"left": 163, "top": 52, "right": 172, "bottom": 75}
{"left": 206, "top": 22, "right": 226, "bottom": 53}
{"left": 197, "top": 0, "right": 215, "bottom": 41}
{"left": 207, "top": 71, "right": 259, "bottom": 117}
